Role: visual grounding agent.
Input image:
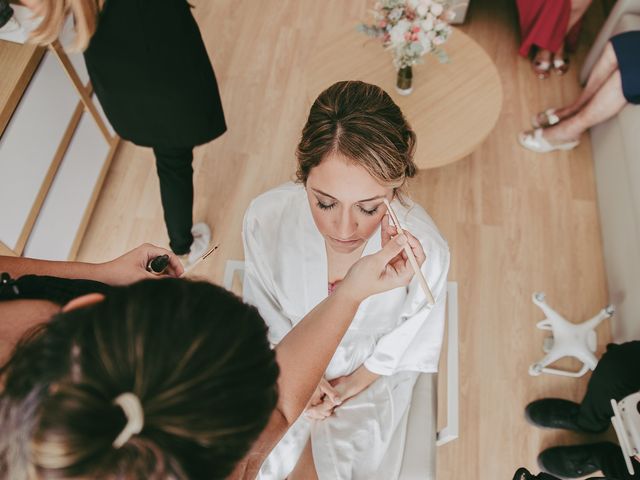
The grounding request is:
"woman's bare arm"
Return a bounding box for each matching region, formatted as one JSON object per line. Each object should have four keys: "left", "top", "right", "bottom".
{"left": 0, "top": 244, "right": 183, "bottom": 285}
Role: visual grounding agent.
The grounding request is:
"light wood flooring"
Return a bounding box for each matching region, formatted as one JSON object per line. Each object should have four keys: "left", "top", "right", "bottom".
{"left": 77, "top": 0, "right": 614, "bottom": 478}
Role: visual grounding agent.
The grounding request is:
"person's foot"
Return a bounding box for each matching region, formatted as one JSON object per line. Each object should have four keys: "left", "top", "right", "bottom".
{"left": 532, "top": 109, "right": 561, "bottom": 129}
{"left": 532, "top": 49, "right": 552, "bottom": 79}
{"left": 518, "top": 128, "right": 579, "bottom": 153}
{"left": 552, "top": 55, "right": 570, "bottom": 76}
{"left": 538, "top": 442, "right": 620, "bottom": 478}
{"left": 525, "top": 399, "right": 590, "bottom": 432}
{"left": 179, "top": 222, "right": 212, "bottom": 268}
{"left": 552, "top": 44, "right": 570, "bottom": 76}
{"left": 0, "top": 16, "right": 20, "bottom": 34}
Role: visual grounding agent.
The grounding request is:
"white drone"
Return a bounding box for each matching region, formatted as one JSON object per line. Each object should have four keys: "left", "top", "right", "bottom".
{"left": 528, "top": 292, "right": 614, "bottom": 378}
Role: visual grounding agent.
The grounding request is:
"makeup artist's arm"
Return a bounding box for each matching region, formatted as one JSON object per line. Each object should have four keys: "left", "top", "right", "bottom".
{"left": 229, "top": 233, "right": 426, "bottom": 479}
{"left": 0, "top": 244, "right": 183, "bottom": 285}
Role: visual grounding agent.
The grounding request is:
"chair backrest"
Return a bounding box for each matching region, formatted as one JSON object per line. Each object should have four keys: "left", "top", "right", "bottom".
{"left": 399, "top": 281, "right": 459, "bottom": 480}
{"left": 611, "top": 391, "right": 640, "bottom": 475}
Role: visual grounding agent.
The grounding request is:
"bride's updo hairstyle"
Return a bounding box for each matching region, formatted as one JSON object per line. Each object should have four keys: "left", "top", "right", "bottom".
{"left": 296, "top": 80, "right": 418, "bottom": 190}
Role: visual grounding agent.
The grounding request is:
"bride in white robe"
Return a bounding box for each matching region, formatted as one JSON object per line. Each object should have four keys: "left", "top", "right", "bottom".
{"left": 242, "top": 81, "right": 450, "bottom": 480}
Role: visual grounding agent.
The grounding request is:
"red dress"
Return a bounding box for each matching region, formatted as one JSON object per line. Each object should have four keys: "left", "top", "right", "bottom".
{"left": 516, "top": 0, "right": 582, "bottom": 57}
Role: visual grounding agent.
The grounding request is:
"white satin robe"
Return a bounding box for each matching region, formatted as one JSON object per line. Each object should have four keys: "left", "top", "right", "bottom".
{"left": 242, "top": 182, "right": 450, "bottom": 480}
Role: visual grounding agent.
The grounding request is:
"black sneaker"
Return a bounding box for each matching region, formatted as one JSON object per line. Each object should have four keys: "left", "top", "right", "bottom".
{"left": 538, "top": 442, "right": 620, "bottom": 478}
{"left": 525, "top": 398, "right": 602, "bottom": 433}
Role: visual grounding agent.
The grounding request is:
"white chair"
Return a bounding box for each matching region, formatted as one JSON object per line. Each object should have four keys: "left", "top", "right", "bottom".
{"left": 611, "top": 391, "right": 640, "bottom": 475}
{"left": 223, "top": 261, "right": 460, "bottom": 480}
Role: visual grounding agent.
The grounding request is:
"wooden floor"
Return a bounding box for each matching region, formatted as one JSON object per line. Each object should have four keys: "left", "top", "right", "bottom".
{"left": 77, "top": 0, "right": 614, "bottom": 478}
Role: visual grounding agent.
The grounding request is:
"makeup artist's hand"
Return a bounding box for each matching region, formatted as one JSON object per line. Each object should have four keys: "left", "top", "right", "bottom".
{"left": 96, "top": 244, "right": 184, "bottom": 285}
{"left": 339, "top": 226, "right": 425, "bottom": 301}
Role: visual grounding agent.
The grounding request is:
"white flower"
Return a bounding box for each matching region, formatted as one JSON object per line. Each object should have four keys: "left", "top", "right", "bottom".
{"left": 430, "top": 2, "right": 443, "bottom": 16}
{"left": 408, "top": 0, "right": 419, "bottom": 8}
{"left": 421, "top": 16, "right": 434, "bottom": 31}
{"left": 389, "top": 19, "right": 411, "bottom": 44}
{"left": 388, "top": 7, "right": 403, "bottom": 21}
{"left": 417, "top": 31, "right": 432, "bottom": 51}
{"left": 417, "top": 4, "right": 428, "bottom": 16}
{"left": 435, "top": 20, "right": 448, "bottom": 31}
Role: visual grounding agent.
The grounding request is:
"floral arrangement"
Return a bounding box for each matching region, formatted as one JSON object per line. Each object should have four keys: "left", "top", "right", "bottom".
{"left": 358, "top": 0, "right": 455, "bottom": 70}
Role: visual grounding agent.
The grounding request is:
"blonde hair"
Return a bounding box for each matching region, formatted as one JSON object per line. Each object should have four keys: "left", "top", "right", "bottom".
{"left": 29, "top": 0, "right": 104, "bottom": 51}
{"left": 296, "top": 81, "right": 418, "bottom": 190}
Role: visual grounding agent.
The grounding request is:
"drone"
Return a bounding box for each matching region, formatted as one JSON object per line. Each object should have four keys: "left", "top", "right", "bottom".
{"left": 528, "top": 292, "right": 614, "bottom": 378}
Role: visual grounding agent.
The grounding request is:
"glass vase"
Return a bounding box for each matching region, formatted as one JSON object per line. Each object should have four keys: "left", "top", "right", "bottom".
{"left": 396, "top": 66, "right": 413, "bottom": 96}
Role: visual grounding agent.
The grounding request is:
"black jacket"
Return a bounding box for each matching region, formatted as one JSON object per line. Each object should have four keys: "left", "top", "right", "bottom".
{"left": 83, "top": 0, "right": 226, "bottom": 148}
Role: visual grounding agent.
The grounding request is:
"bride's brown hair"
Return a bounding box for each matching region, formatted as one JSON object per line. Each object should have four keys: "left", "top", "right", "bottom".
{"left": 296, "top": 81, "right": 417, "bottom": 190}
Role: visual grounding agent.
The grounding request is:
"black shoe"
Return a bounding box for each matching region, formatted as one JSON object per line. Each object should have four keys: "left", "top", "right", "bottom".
{"left": 526, "top": 398, "right": 594, "bottom": 433}
{"left": 538, "top": 442, "right": 620, "bottom": 479}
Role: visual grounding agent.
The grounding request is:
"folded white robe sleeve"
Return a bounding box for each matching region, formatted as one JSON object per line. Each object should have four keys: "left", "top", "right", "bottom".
{"left": 363, "top": 233, "right": 450, "bottom": 376}
{"left": 242, "top": 202, "right": 293, "bottom": 347}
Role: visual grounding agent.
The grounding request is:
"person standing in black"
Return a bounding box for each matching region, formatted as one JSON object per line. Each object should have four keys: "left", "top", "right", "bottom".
{"left": 525, "top": 341, "right": 640, "bottom": 479}
{"left": 27, "top": 0, "right": 226, "bottom": 266}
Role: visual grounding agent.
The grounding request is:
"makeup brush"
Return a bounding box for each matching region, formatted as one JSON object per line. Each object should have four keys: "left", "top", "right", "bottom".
{"left": 180, "top": 244, "right": 220, "bottom": 278}
{"left": 383, "top": 198, "right": 435, "bottom": 305}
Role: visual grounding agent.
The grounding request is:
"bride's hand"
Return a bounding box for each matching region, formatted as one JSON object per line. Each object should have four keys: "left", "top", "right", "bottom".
{"left": 339, "top": 223, "right": 425, "bottom": 302}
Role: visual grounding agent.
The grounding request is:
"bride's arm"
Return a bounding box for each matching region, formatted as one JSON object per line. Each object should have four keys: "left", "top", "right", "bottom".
{"left": 229, "top": 233, "right": 424, "bottom": 479}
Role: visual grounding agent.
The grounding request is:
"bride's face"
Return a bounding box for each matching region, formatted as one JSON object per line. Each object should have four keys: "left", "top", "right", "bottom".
{"left": 306, "top": 153, "right": 393, "bottom": 254}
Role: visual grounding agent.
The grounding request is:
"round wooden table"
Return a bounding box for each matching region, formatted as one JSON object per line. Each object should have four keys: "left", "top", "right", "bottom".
{"left": 305, "top": 27, "right": 503, "bottom": 169}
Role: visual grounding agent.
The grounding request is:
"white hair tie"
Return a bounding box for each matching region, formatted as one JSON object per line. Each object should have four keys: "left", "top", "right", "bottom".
{"left": 112, "top": 392, "right": 144, "bottom": 448}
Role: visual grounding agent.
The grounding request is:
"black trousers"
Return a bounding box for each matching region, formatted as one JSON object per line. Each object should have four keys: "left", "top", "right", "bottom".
{"left": 153, "top": 146, "right": 194, "bottom": 255}
{"left": 577, "top": 341, "right": 640, "bottom": 479}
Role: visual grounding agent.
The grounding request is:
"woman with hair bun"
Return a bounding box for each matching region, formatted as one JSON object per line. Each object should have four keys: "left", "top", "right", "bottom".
{"left": 243, "top": 80, "right": 450, "bottom": 479}
{"left": 0, "top": 233, "right": 424, "bottom": 479}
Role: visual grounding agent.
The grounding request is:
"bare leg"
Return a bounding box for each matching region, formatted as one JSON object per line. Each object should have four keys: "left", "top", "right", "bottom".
{"left": 555, "top": 42, "right": 618, "bottom": 119}
{"left": 288, "top": 439, "right": 319, "bottom": 480}
{"left": 568, "top": 0, "right": 592, "bottom": 31}
{"left": 543, "top": 69, "right": 627, "bottom": 143}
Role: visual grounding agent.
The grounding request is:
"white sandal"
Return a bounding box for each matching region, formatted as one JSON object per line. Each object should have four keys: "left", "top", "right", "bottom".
{"left": 531, "top": 108, "right": 560, "bottom": 129}
{"left": 552, "top": 57, "right": 570, "bottom": 76}
{"left": 532, "top": 59, "right": 551, "bottom": 79}
{"left": 518, "top": 128, "right": 579, "bottom": 153}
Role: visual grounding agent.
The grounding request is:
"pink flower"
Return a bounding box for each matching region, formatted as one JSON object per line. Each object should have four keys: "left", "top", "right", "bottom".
{"left": 411, "top": 32, "right": 419, "bottom": 41}
{"left": 379, "top": 20, "right": 387, "bottom": 28}
{"left": 404, "top": 32, "right": 412, "bottom": 41}
{"left": 411, "top": 25, "right": 420, "bottom": 33}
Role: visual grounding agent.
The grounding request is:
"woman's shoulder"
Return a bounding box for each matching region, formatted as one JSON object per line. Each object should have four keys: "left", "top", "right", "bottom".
{"left": 244, "top": 182, "right": 305, "bottom": 232}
